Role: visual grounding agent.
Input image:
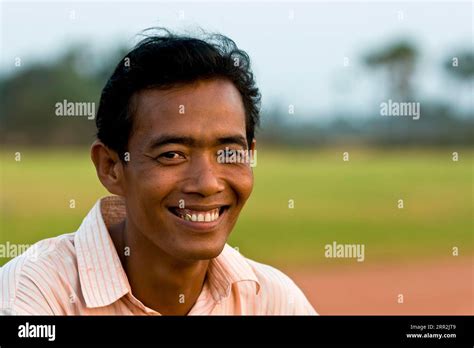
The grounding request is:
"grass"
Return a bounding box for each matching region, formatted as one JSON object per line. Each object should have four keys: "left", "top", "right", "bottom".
{"left": 1, "top": 146, "right": 472, "bottom": 267}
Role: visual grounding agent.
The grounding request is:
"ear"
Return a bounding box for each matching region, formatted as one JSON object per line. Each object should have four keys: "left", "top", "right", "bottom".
{"left": 250, "top": 138, "right": 256, "bottom": 152}
{"left": 90, "top": 140, "right": 126, "bottom": 196}
{"left": 249, "top": 138, "right": 257, "bottom": 169}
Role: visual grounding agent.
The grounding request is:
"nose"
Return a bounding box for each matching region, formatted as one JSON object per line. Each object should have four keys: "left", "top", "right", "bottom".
{"left": 182, "top": 155, "right": 225, "bottom": 197}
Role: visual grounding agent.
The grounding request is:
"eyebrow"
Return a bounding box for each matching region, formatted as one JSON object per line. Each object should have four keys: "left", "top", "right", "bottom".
{"left": 147, "top": 134, "right": 248, "bottom": 150}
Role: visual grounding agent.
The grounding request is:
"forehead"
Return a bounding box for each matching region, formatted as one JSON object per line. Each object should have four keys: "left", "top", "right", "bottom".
{"left": 131, "top": 79, "right": 247, "bottom": 147}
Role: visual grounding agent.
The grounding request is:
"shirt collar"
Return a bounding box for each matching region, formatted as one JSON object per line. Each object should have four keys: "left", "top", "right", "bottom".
{"left": 75, "top": 196, "right": 260, "bottom": 308}
{"left": 206, "top": 244, "right": 261, "bottom": 303}
{"left": 75, "top": 196, "right": 130, "bottom": 308}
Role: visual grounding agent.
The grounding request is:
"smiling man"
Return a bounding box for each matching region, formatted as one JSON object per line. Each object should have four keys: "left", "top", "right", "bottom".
{"left": 0, "top": 29, "right": 316, "bottom": 315}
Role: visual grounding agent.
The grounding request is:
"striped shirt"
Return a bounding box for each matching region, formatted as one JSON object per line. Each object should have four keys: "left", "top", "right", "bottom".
{"left": 0, "top": 196, "right": 317, "bottom": 315}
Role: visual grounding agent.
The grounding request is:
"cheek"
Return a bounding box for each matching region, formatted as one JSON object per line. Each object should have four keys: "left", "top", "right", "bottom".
{"left": 226, "top": 166, "right": 254, "bottom": 205}
{"left": 124, "top": 166, "right": 176, "bottom": 213}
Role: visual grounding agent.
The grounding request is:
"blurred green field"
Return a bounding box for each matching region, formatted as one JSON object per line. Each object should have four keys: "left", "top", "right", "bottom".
{"left": 0, "top": 147, "right": 472, "bottom": 267}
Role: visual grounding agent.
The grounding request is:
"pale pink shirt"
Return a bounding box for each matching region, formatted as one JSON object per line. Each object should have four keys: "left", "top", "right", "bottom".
{"left": 0, "top": 196, "right": 317, "bottom": 315}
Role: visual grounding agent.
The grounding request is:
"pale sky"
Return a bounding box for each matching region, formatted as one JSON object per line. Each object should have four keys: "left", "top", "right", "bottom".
{"left": 1, "top": 1, "right": 472, "bottom": 118}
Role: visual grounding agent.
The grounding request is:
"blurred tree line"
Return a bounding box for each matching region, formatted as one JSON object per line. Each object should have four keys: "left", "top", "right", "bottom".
{"left": 0, "top": 40, "right": 472, "bottom": 147}
{"left": 261, "top": 40, "right": 473, "bottom": 147}
{"left": 0, "top": 44, "right": 128, "bottom": 146}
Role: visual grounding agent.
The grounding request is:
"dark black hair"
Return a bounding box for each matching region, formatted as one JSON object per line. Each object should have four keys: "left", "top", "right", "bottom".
{"left": 96, "top": 28, "right": 261, "bottom": 159}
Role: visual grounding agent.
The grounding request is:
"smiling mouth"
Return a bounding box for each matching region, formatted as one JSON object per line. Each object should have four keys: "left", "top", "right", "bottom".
{"left": 168, "top": 206, "right": 229, "bottom": 223}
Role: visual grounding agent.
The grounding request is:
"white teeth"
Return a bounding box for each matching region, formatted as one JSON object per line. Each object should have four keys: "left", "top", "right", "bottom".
{"left": 177, "top": 208, "right": 222, "bottom": 223}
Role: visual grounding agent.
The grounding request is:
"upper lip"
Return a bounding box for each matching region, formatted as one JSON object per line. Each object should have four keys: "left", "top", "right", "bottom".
{"left": 168, "top": 204, "right": 229, "bottom": 211}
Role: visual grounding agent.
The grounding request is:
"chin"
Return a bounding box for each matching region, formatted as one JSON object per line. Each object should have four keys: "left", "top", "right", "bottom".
{"left": 178, "top": 242, "right": 226, "bottom": 261}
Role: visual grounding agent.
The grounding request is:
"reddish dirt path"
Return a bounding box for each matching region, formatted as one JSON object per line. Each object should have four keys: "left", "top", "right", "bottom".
{"left": 281, "top": 256, "right": 473, "bottom": 315}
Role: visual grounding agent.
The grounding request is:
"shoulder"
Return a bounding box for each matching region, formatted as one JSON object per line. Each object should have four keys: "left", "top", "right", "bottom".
{"left": 0, "top": 233, "right": 77, "bottom": 314}
{"left": 245, "top": 257, "right": 318, "bottom": 315}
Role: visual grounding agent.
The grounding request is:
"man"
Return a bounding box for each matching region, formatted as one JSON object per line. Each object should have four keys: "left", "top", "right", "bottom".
{"left": 0, "top": 29, "right": 317, "bottom": 315}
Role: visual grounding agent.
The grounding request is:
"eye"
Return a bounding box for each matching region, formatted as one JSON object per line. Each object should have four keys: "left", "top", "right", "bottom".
{"left": 155, "top": 151, "right": 186, "bottom": 164}
{"left": 160, "top": 151, "right": 183, "bottom": 159}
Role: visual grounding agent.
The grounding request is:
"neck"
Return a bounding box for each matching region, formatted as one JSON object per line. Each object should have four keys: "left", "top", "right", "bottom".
{"left": 110, "top": 220, "right": 209, "bottom": 315}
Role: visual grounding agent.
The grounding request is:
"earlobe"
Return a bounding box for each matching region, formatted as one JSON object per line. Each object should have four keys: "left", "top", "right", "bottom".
{"left": 90, "top": 140, "right": 125, "bottom": 196}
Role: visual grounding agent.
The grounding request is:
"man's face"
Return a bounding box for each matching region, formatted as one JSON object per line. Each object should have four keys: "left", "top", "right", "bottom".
{"left": 122, "top": 79, "right": 254, "bottom": 261}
